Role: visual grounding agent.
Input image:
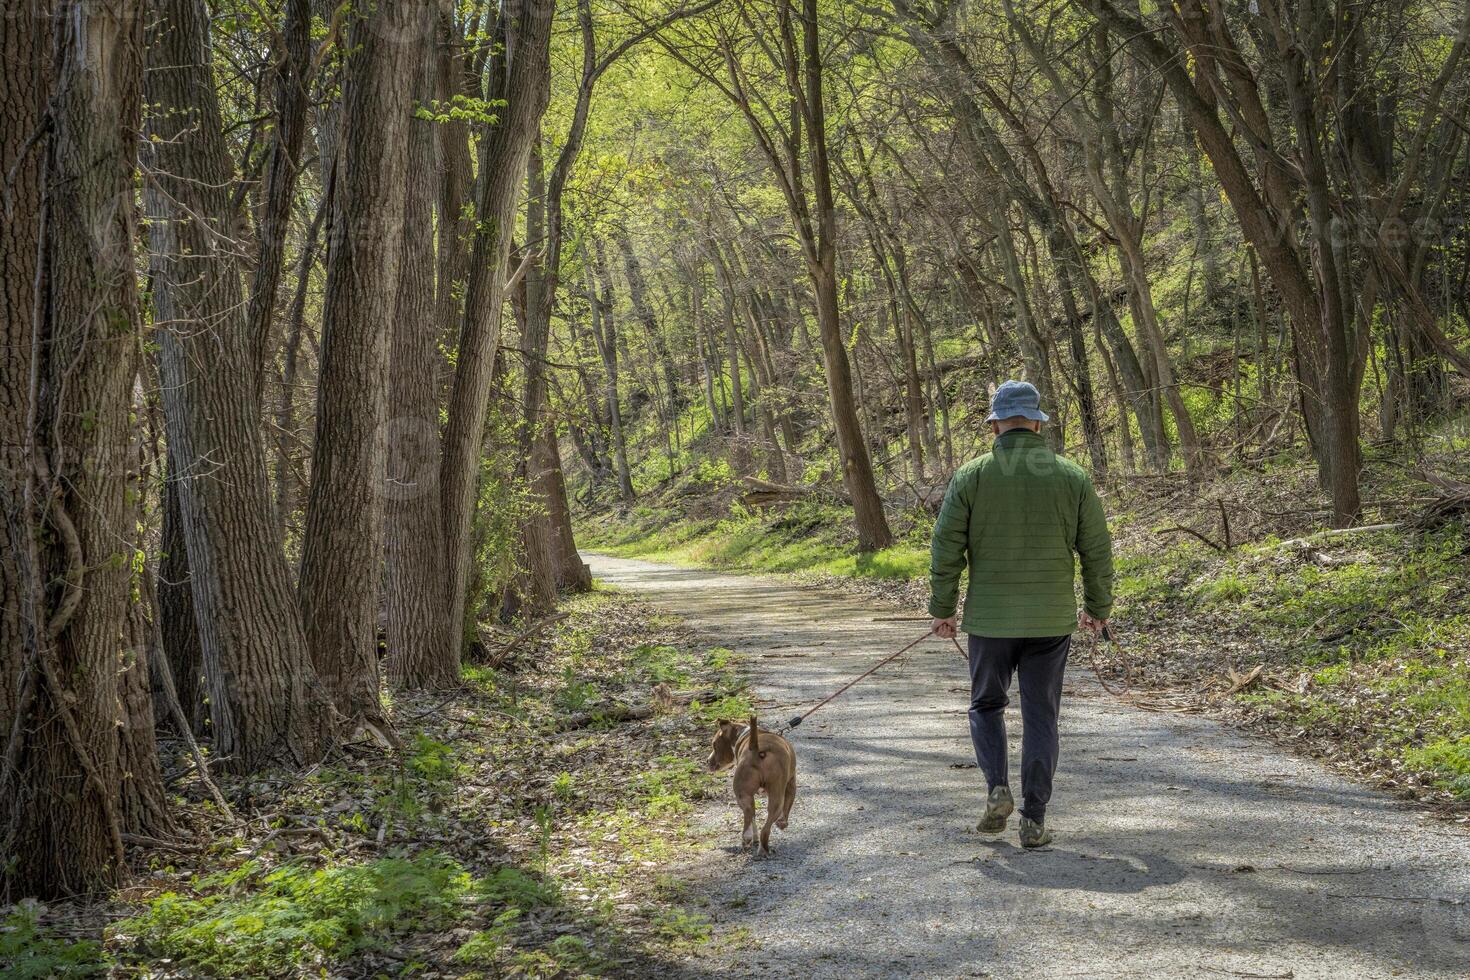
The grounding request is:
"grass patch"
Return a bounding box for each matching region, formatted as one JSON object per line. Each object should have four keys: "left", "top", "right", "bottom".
{"left": 580, "top": 501, "right": 930, "bottom": 582}
{"left": 1116, "top": 521, "right": 1470, "bottom": 800}
{"left": 1406, "top": 738, "right": 1470, "bottom": 797}
{"left": 114, "top": 853, "right": 485, "bottom": 976}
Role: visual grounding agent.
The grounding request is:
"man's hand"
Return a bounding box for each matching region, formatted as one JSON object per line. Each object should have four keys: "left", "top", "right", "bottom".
{"left": 931, "top": 616, "right": 958, "bottom": 640}
{"left": 1078, "top": 610, "right": 1107, "bottom": 635}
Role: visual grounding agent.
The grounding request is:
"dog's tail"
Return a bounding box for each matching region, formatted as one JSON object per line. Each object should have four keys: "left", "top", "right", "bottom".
{"left": 749, "top": 715, "right": 766, "bottom": 758}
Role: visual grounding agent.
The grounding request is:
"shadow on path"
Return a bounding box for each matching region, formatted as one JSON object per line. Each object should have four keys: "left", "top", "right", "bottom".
{"left": 588, "top": 553, "right": 1470, "bottom": 980}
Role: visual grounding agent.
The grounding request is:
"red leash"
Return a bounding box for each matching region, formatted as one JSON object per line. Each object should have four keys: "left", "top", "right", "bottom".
{"left": 782, "top": 628, "right": 967, "bottom": 733}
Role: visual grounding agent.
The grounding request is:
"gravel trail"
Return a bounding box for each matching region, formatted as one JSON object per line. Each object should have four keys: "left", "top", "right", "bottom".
{"left": 586, "top": 553, "right": 1470, "bottom": 980}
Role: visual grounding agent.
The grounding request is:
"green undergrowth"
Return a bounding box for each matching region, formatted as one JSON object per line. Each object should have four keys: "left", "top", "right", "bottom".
{"left": 1114, "top": 521, "right": 1470, "bottom": 801}
{"left": 0, "top": 903, "right": 107, "bottom": 978}
{"left": 5, "top": 591, "right": 746, "bottom": 978}
{"left": 580, "top": 500, "right": 931, "bottom": 581}
{"left": 114, "top": 853, "right": 488, "bottom": 975}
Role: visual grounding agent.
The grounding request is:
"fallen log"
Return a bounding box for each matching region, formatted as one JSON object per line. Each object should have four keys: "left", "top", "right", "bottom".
{"left": 1274, "top": 523, "right": 1402, "bottom": 549}
{"left": 740, "top": 475, "right": 848, "bottom": 508}
{"left": 1413, "top": 469, "right": 1470, "bottom": 528}
{"left": 1221, "top": 664, "right": 1265, "bottom": 697}
{"left": 556, "top": 701, "right": 655, "bottom": 732}
{"left": 556, "top": 687, "right": 726, "bottom": 732}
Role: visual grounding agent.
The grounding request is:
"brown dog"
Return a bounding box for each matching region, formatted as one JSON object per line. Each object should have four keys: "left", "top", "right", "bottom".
{"left": 706, "top": 716, "right": 797, "bottom": 855}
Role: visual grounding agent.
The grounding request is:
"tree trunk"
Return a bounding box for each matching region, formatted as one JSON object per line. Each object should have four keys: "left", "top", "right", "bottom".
{"left": 158, "top": 470, "right": 204, "bottom": 732}
{"left": 272, "top": 197, "right": 327, "bottom": 534}
{"left": 299, "top": 0, "right": 416, "bottom": 720}
{"left": 618, "top": 233, "right": 682, "bottom": 409}
{"left": 386, "top": 6, "right": 457, "bottom": 689}
{"left": 1089, "top": 0, "right": 1363, "bottom": 522}
{"left": 811, "top": 264, "right": 893, "bottom": 549}
{"left": 1, "top": 0, "right": 152, "bottom": 896}
{"left": 1182, "top": 127, "right": 1221, "bottom": 311}
{"left": 718, "top": 279, "right": 748, "bottom": 438}
{"left": 1115, "top": 229, "right": 1205, "bottom": 474}
{"left": 1077, "top": 21, "right": 1204, "bottom": 477}
{"left": 244, "top": 0, "right": 312, "bottom": 398}
{"left": 1045, "top": 227, "right": 1108, "bottom": 483}
{"left": 510, "top": 143, "right": 560, "bottom": 615}
{"left": 991, "top": 205, "right": 1057, "bottom": 439}
{"left": 0, "top": 0, "right": 46, "bottom": 778}
{"left": 1095, "top": 291, "right": 1166, "bottom": 469}
{"left": 440, "top": 0, "right": 555, "bottom": 647}
{"left": 1273, "top": 3, "right": 1364, "bottom": 525}
{"left": 143, "top": 0, "right": 333, "bottom": 771}
{"left": 565, "top": 317, "right": 612, "bottom": 482}
{"left": 535, "top": 424, "right": 592, "bottom": 591}
{"left": 740, "top": 301, "right": 790, "bottom": 482}
{"left": 308, "top": 0, "right": 342, "bottom": 185}
{"left": 434, "top": 0, "right": 476, "bottom": 381}
{"left": 586, "top": 241, "right": 636, "bottom": 500}
{"left": 799, "top": 0, "right": 892, "bottom": 550}
{"left": 120, "top": 601, "right": 172, "bottom": 838}
{"left": 692, "top": 275, "right": 724, "bottom": 435}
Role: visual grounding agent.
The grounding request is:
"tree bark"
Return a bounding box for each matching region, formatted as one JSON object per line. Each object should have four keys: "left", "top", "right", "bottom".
{"left": 386, "top": 3, "right": 457, "bottom": 689}
{"left": 692, "top": 0, "right": 893, "bottom": 549}
{"left": 739, "top": 299, "right": 790, "bottom": 482}
{"left": 586, "top": 240, "right": 636, "bottom": 500}
{"left": 797, "top": 0, "right": 892, "bottom": 549}
{"left": 1089, "top": 0, "right": 1363, "bottom": 523}
{"left": 272, "top": 196, "right": 327, "bottom": 534}
{"left": 244, "top": 0, "right": 313, "bottom": 398}
{"left": 535, "top": 424, "right": 593, "bottom": 592}
{"left": 511, "top": 143, "right": 560, "bottom": 615}
{"left": 143, "top": 0, "right": 333, "bottom": 771}
{"left": 440, "top": 0, "right": 555, "bottom": 647}
{"left": 158, "top": 469, "right": 204, "bottom": 732}
{"left": 434, "top": 0, "right": 476, "bottom": 378}
{"left": 299, "top": 0, "right": 416, "bottom": 719}
{"left": 1, "top": 0, "right": 157, "bottom": 896}
{"left": 618, "top": 232, "right": 683, "bottom": 410}
{"left": 714, "top": 264, "right": 748, "bottom": 438}
{"left": 2, "top": 0, "right": 48, "bottom": 776}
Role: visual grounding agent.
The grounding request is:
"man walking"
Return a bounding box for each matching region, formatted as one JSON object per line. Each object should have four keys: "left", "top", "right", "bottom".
{"left": 928, "top": 381, "right": 1114, "bottom": 848}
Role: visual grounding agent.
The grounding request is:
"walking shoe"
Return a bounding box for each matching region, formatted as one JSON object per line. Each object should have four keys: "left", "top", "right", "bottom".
{"left": 1019, "top": 816, "right": 1053, "bottom": 848}
{"left": 976, "top": 785, "right": 1014, "bottom": 833}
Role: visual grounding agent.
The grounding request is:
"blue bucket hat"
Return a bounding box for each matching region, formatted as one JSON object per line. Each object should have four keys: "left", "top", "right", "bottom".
{"left": 986, "top": 380, "right": 1050, "bottom": 423}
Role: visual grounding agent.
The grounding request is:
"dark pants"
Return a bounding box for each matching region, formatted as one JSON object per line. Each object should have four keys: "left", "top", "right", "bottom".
{"left": 967, "top": 633, "right": 1071, "bottom": 822}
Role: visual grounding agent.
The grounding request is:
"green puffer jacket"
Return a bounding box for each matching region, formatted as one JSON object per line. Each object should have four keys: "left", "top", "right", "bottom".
{"left": 928, "top": 429, "right": 1114, "bottom": 638}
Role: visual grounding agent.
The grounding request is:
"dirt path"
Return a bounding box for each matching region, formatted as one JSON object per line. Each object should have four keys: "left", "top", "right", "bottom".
{"left": 586, "top": 554, "right": 1470, "bottom": 980}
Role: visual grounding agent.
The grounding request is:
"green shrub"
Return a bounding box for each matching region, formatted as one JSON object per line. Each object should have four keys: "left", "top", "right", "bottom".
{"left": 476, "top": 865, "right": 560, "bottom": 912}
{"left": 1194, "top": 572, "right": 1250, "bottom": 605}
{"left": 452, "top": 909, "right": 522, "bottom": 965}
{"left": 1, "top": 904, "right": 107, "bottom": 978}
{"left": 555, "top": 665, "right": 600, "bottom": 714}
{"left": 637, "top": 643, "right": 694, "bottom": 685}
{"left": 407, "top": 733, "right": 462, "bottom": 785}
{"left": 115, "top": 853, "right": 475, "bottom": 975}
{"left": 639, "top": 756, "right": 711, "bottom": 816}
{"left": 1405, "top": 737, "right": 1470, "bottom": 799}
{"left": 689, "top": 692, "right": 753, "bottom": 723}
